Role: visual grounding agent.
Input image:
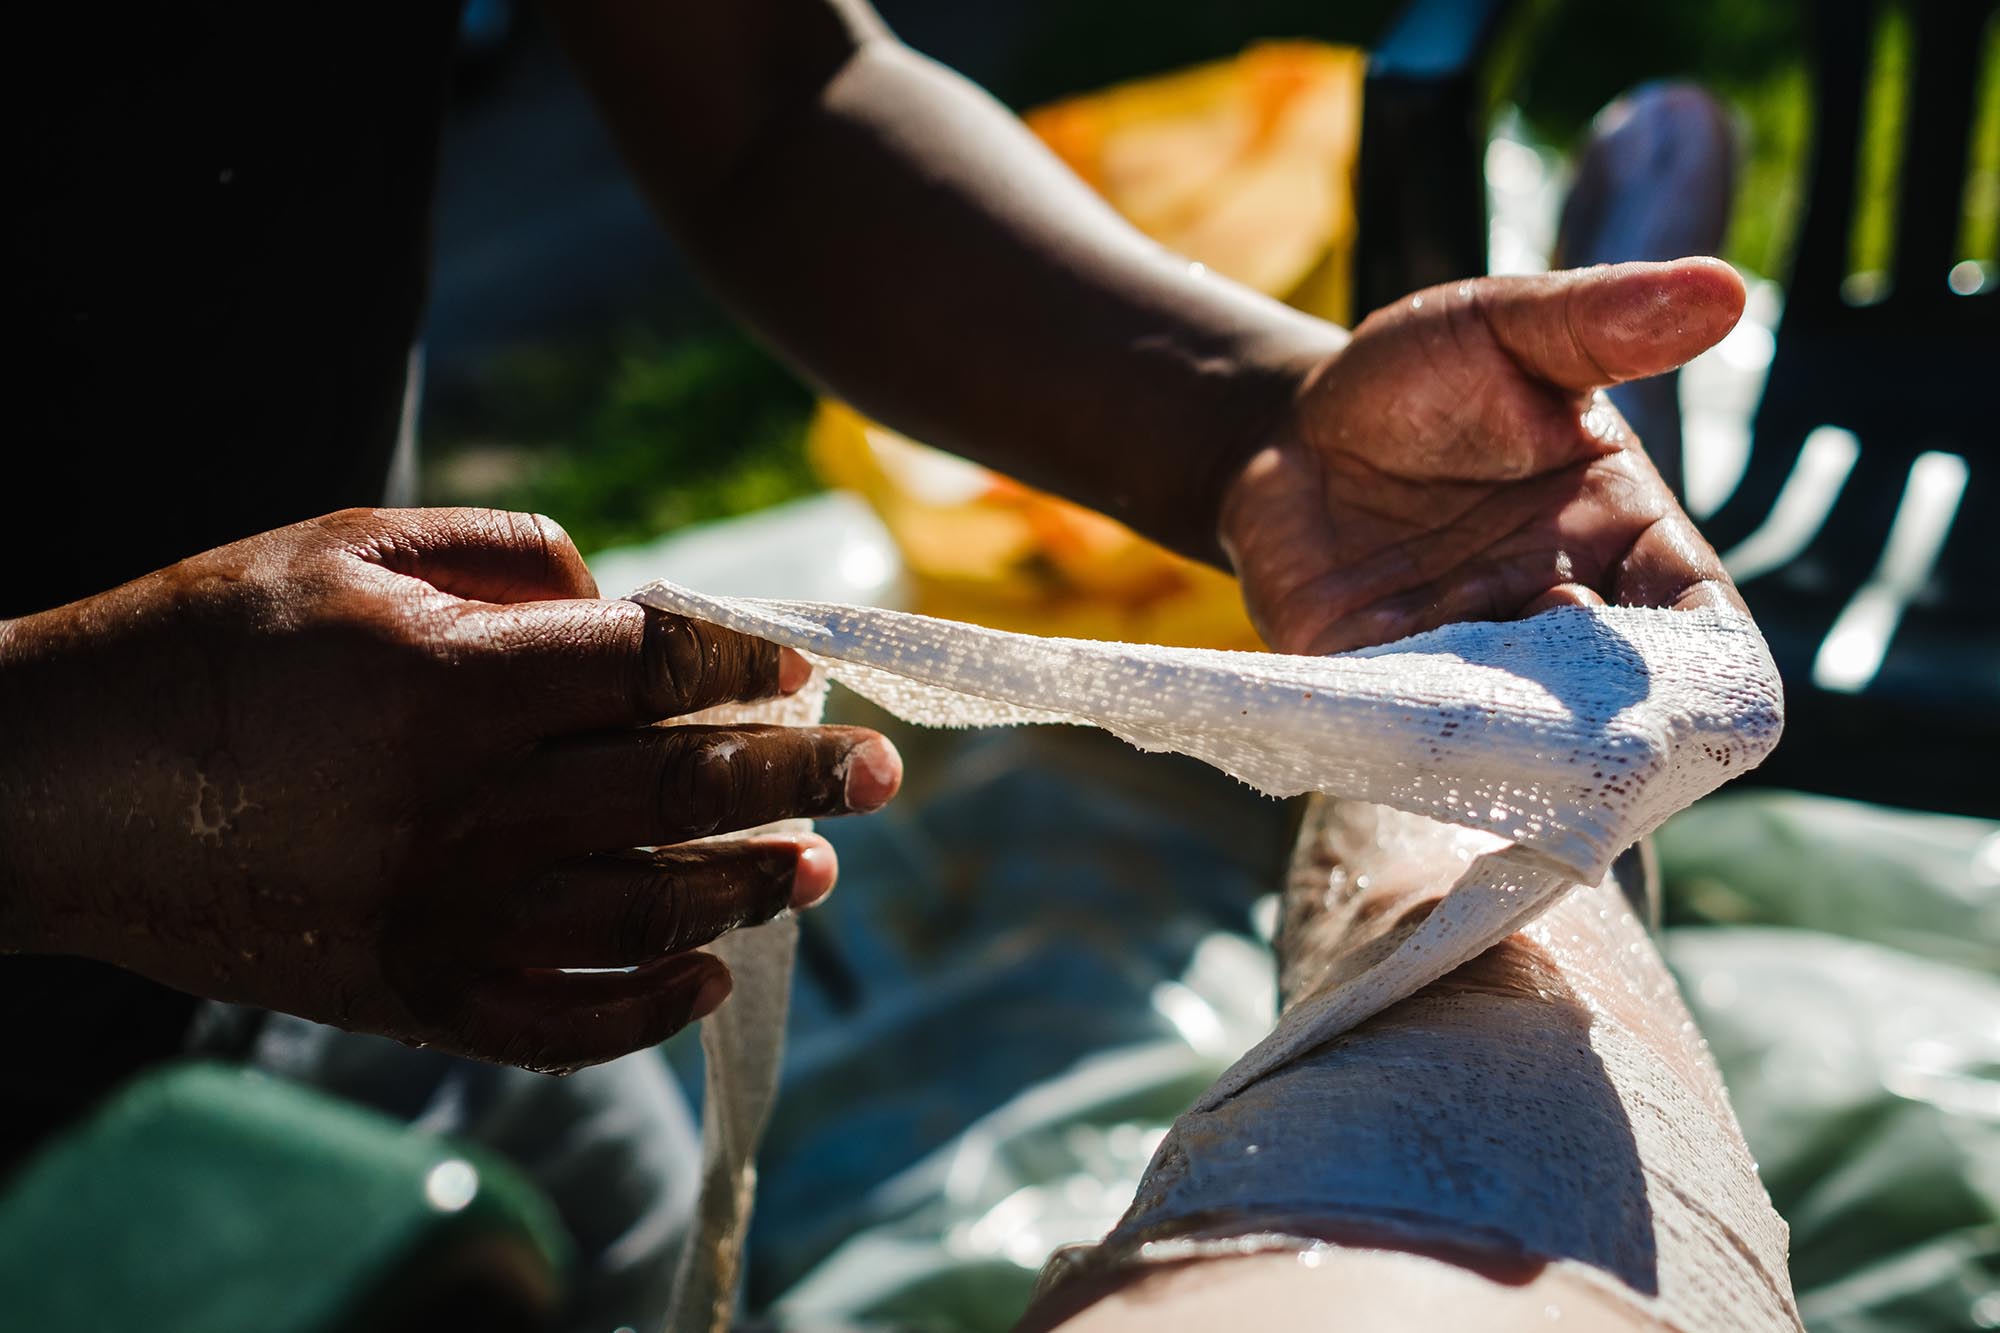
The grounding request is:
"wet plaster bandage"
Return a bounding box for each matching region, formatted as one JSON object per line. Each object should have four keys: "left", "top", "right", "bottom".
{"left": 655, "top": 676, "right": 829, "bottom": 1333}
{"left": 1041, "top": 801, "right": 1805, "bottom": 1331}
{"left": 633, "top": 582, "right": 1786, "bottom": 1331}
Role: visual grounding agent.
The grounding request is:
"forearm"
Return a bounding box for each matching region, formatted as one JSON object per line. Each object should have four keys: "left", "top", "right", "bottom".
{"left": 549, "top": 1, "right": 1345, "bottom": 560}
{"left": 0, "top": 616, "right": 24, "bottom": 944}
{"left": 0, "top": 611, "right": 67, "bottom": 953}
{"left": 0, "top": 571, "right": 242, "bottom": 966}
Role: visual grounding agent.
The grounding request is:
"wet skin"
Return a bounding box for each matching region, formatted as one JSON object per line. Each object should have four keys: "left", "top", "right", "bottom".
{"left": 2, "top": 0, "right": 1755, "bottom": 1077}
{"left": 0, "top": 508, "right": 903, "bottom": 1073}
{"left": 1023, "top": 814, "right": 1791, "bottom": 1333}
{"left": 551, "top": 2, "right": 1750, "bottom": 650}
{"left": 1222, "top": 260, "right": 1751, "bottom": 655}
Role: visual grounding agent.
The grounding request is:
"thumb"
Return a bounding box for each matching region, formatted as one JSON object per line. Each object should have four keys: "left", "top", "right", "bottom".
{"left": 350, "top": 507, "right": 602, "bottom": 604}
{"left": 1474, "top": 258, "right": 1746, "bottom": 393}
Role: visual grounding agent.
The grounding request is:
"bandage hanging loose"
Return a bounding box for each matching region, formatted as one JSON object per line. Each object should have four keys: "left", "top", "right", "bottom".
{"left": 636, "top": 580, "right": 1784, "bottom": 1331}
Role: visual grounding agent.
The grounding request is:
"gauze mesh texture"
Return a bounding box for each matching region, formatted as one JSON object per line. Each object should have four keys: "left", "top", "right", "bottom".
{"left": 658, "top": 683, "right": 829, "bottom": 1333}
{"left": 631, "top": 581, "right": 1781, "bottom": 890}
{"left": 631, "top": 580, "right": 1783, "bottom": 1327}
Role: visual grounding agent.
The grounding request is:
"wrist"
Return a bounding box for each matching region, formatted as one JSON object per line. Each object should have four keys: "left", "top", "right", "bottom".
{"left": 1201, "top": 333, "right": 1342, "bottom": 571}
{"left": 0, "top": 604, "right": 134, "bottom": 961}
{"left": 1, "top": 582, "right": 227, "bottom": 969}
{"left": 0, "top": 613, "right": 57, "bottom": 952}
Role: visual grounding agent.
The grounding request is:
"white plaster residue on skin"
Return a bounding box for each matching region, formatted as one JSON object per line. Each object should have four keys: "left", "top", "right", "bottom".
{"left": 188, "top": 763, "right": 256, "bottom": 838}
{"left": 833, "top": 738, "right": 897, "bottom": 804}
{"left": 1582, "top": 391, "right": 1628, "bottom": 446}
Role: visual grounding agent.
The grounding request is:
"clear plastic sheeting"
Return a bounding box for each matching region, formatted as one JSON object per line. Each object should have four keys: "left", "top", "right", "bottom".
{"left": 1670, "top": 929, "right": 2000, "bottom": 1333}
{"left": 1660, "top": 790, "right": 2000, "bottom": 1333}
{"left": 772, "top": 935, "right": 1277, "bottom": 1326}
{"left": 1657, "top": 792, "right": 2000, "bottom": 975}
{"left": 736, "top": 724, "right": 1294, "bottom": 1321}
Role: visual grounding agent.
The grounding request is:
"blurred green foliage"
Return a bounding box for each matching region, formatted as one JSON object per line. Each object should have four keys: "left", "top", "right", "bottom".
{"left": 1508, "top": 0, "right": 1815, "bottom": 280}
{"left": 426, "top": 0, "right": 1998, "bottom": 554}
{"left": 422, "top": 331, "right": 819, "bottom": 557}
{"left": 1509, "top": 0, "right": 1994, "bottom": 288}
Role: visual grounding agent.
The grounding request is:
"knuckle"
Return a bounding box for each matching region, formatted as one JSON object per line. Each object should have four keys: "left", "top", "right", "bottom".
{"left": 449, "top": 506, "right": 510, "bottom": 531}
{"left": 502, "top": 509, "right": 557, "bottom": 565}
{"left": 648, "top": 614, "right": 710, "bottom": 712}
{"left": 508, "top": 511, "right": 593, "bottom": 598}
{"left": 522, "top": 511, "right": 575, "bottom": 557}
{"left": 388, "top": 603, "right": 476, "bottom": 676}
{"left": 615, "top": 882, "right": 669, "bottom": 957}
{"left": 662, "top": 736, "right": 745, "bottom": 839}
{"left": 317, "top": 506, "right": 382, "bottom": 538}
{"left": 645, "top": 614, "right": 772, "bottom": 715}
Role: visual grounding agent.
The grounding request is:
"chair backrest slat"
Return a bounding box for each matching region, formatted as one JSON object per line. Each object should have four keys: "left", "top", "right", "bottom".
{"left": 1790, "top": 0, "right": 1878, "bottom": 316}
{"left": 1790, "top": 0, "right": 1998, "bottom": 322}
{"left": 1353, "top": 0, "right": 1514, "bottom": 315}
{"left": 1888, "top": 0, "right": 1991, "bottom": 308}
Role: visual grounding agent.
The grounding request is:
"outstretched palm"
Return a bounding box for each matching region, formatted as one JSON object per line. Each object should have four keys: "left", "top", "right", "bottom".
{"left": 1221, "top": 259, "right": 1748, "bottom": 655}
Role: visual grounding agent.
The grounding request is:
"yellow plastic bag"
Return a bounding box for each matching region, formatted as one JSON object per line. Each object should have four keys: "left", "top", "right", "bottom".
{"left": 812, "top": 43, "right": 1363, "bottom": 648}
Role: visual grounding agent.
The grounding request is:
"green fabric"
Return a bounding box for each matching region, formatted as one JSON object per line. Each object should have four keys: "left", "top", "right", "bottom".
{"left": 0, "top": 1062, "right": 570, "bottom": 1333}
{"left": 1656, "top": 791, "right": 2000, "bottom": 974}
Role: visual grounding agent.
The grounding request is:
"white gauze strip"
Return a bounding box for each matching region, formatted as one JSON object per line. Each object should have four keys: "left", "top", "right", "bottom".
{"left": 657, "top": 679, "right": 829, "bottom": 1333}
{"left": 635, "top": 581, "right": 1783, "bottom": 1325}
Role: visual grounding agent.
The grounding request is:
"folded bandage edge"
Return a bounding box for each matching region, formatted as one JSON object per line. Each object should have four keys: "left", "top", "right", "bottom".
{"left": 629, "top": 581, "right": 1783, "bottom": 887}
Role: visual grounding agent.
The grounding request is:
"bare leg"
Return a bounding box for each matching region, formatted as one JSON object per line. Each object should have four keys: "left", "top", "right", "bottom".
{"left": 1020, "top": 802, "right": 1800, "bottom": 1333}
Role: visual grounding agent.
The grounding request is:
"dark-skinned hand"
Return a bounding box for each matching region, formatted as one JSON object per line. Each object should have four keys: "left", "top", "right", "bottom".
{"left": 1221, "top": 259, "right": 1750, "bottom": 654}
{"left": 0, "top": 508, "right": 902, "bottom": 1073}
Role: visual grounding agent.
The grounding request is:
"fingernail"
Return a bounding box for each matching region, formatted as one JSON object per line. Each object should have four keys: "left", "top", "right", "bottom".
{"left": 778, "top": 649, "right": 813, "bottom": 695}
{"left": 842, "top": 737, "right": 902, "bottom": 812}
{"left": 691, "top": 972, "right": 733, "bottom": 1021}
{"left": 790, "top": 837, "right": 838, "bottom": 909}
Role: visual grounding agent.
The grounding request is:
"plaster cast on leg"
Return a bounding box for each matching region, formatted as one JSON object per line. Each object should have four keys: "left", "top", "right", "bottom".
{"left": 1027, "top": 803, "right": 1800, "bottom": 1333}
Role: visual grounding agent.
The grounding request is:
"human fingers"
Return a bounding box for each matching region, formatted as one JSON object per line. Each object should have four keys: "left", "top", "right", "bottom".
{"left": 451, "top": 598, "right": 814, "bottom": 734}
{"left": 336, "top": 507, "right": 606, "bottom": 602}
{"left": 1518, "top": 584, "right": 1608, "bottom": 617}
{"left": 1470, "top": 258, "right": 1746, "bottom": 394}
{"left": 443, "top": 952, "right": 735, "bottom": 1073}
{"left": 470, "top": 833, "right": 835, "bottom": 969}
{"left": 1610, "top": 510, "right": 1746, "bottom": 615}
{"left": 493, "top": 723, "right": 901, "bottom": 854}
